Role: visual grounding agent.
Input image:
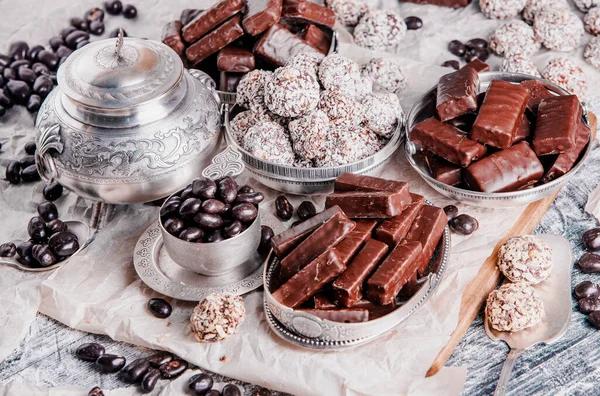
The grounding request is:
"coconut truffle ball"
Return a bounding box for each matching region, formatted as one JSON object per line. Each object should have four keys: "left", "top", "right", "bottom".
{"left": 479, "top": 0, "right": 526, "bottom": 20}
{"left": 362, "top": 58, "right": 407, "bottom": 94}
{"left": 285, "top": 52, "right": 323, "bottom": 77}
{"left": 326, "top": 0, "right": 368, "bottom": 27}
{"left": 288, "top": 110, "right": 329, "bottom": 160}
{"left": 353, "top": 9, "right": 407, "bottom": 51}
{"left": 488, "top": 20, "right": 540, "bottom": 57}
{"left": 229, "top": 110, "right": 258, "bottom": 145}
{"left": 543, "top": 57, "right": 588, "bottom": 99}
{"left": 361, "top": 92, "right": 402, "bottom": 138}
{"left": 318, "top": 54, "right": 361, "bottom": 97}
{"left": 522, "top": 0, "right": 569, "bottom": 24}
{"left": 498, "top": 235, "right": 553, "bottom": 284}
{"left": 585, "top": 36, "right": 600, "bottom": 70}
{"left": 264, "top": 66, "right": 320, "bottom": 118}
{"left": 355, "top": 74, "right": 373, "bottom": 101}
{"left": 319, "top": 90, "right": 363, "bottom": 131}
{"left": 314, "top": 128, "right": 371, "bottom": 166}
{"left": 242, "top": 121, "right": 295, "bottom": 165}
{"left": 293, "top": 158, "right": 314, "bottom": 168}
{"left": 534, "top": 10, "right": 584, "bottom": 52}
{"left": 574, "top": 0, "right": 600, "bottom": 12}
{"left": 236, "top": 70, "right": 272, "bottom": 112}
{"left": 584, "top": 7, "right": 600, "bottom": 35}
{"left": 486, "top": 283, "right": 544, "bottom": 332}
{"left": 356, "top": 127, "right": 385, "bottom": 156}
{"left": 501, "top": 53, "right": 541, "bottom": 77}
{"left": 190, "top": 293, "right": 246, "bottom": 343}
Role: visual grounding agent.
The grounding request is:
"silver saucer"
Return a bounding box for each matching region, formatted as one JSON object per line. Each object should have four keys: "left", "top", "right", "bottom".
{"left": 133, "top": 221, "right": 265, "bottom": 301}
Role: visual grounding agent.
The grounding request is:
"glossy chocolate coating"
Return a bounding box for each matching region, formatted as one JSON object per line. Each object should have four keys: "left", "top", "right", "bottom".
{"left": 334, "top": 219, "right": 377, "bottom": 264}
{"left": 299, "top": 24, "right": 330, "bottom": 54}
{"left": 298, "top": 308, "right": 369, "bottom": 323}
{"left": 254, "top": 23, "right": 322, "bottom": 67}
{"left": 436, "top": 66, "right": 479, "bottom": 122}
{"left": 334, "top": 173, "right": 408, "bottom": 194}
{"left": 543, "top": 120, "right": 590, "bottom": 182}
{"left": 521, "top": 79, "right": 553, "bottom": 113}
{"left": 513, "top": 115, "right": 531, "bottom": 144}
{"left": 404, "top": 204, "right": 447, "bottom": 276}
{"left": 401, "top": 0, "right": 471, "bottom": 7}
{"left": 161, "top": 20, "right": 185, "bottom": 57}
{"left": 217, "top": 46, "right": 255, "bottom": 72}
{"left": 425, "top": 151, "right": 462, "bottom": 186}
{"left": 281, "top": 0, "right": 336, "bottom": 28}
{"left": 533, "top": 95, "right": 580, "bottom": 156}
{"left": 326, "top": 191, "right": 411, "bottom": 219}
{"left": 464, "top": 58, "right": 490, "bottom": 73}
{"left": 182, "top": 0, "right": 244, "bottom": 43}
{"left": 375, "top": 193, "right": 425, "bottom": 246}
{"left": 242, "top": 0, "right": 282, "bottom": 36}
{"left": 186, "top": 15, "right": 245, "bottom": 65}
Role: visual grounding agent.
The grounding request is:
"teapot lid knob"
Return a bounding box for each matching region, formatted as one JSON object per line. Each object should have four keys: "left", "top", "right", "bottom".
{"left": 114, "top": 28, "right": 124, "bottom": 58}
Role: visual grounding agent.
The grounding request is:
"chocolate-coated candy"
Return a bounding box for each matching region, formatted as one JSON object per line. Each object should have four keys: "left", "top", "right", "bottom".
{"left": 573, "top": 281, "right": 600, "bottom": 300}
{"left": 253, "top": 389, "right": 272, "bottom": 396}
{"left": 578, "top": 297, "right": 600, "bottom": 314}
{"left": 0, "top": 55, "right": 9, "bottom": 68}
{"left": 163, "top": 217, "right": 186, "bottom": 235}
{"left": 297, "top": 201, "right": 317, "bottom": 221}
{"left": 32, "top": 244, "right": 57, "bottom": 267}
{"left": 37, "top": 50, "right": 59, "bottom": 69}
{"left": 179, "top": 198, "right": 202, "bottom": 218}
{"left": 148, "top": 298, "right": 172, "bottom": 319}
{"left": 179, "top": 227, "right": 203, "bottom": 242}
{"left": 28, "top": 216, "right": 48, "bottom": 240}
{"left": 466, "top": 38, "right": 487, "bottom": 50}
{"left": 222, "top": 384, "right": 242, "bottom": 396}
{"left": 275, "top": 196, "right": 293, "bottom": 220}
{"left": 89, "top": 21, "right": 105, "bottom": 36}
{"left": 6, "top": 80, "right": 31, "bottom": 104}
{"left": 122, "top": 358, "right": 149, "bottom": 383}
{"left": 224, "top": 220, "right": 243, "bottom": 238}
{"left": 55, "top": 45, "right": 73, "bottom": 59}
{"left": 6, "top": 160, "right": 21, "bottom": 184}
{"left": 235, "top": 192, "right": 264, "bottom": 205}
{"left": 589, "top": 311, "right": 600, "bottom": 329}
{"left": 202, "top": 199, "right": 227, "bottom": 214}
{"left": 85, "top": 7, "right": 105, "bottom": 22}
{"left": 0, "top": 91, "right": 11, "bottom": 108}
{"left": 34, "top": 75, "right": 54, "bottom": 97}
{"left": 205, "top": 391, "right": 220, "bottom": 396}
{"left": 43, "top": 182, "right": 63, "bottom": 201}
{"left": 179, "top": 187, "right": 194, "bottom": 202}
{"left": 49, "top": 37, "right": 64, "bottom": 51}
{"left": 60, "top": 27, "right": 77, "bottom": 39}
{"left": 110, "top": 28, "right": 127, "bottom": 38}
{"left": 9, "top": 41, "right": 28, "bottom": 61}
{"left": 18, "top": 67, "right": 37, "bottom": 85}
{"left": 96, "top": 354, "right": 126, "bottom": 373}
{"left": 449, "top": 214, "right": 478, "bottom": 235}
{"left": 88, "top": 387, "right": 104, "bottom": 396}
{"left": 448, "top": 40, "right": 466, "bottom": 57}
{"left": 258, "top": 226, "right": 274, "bottom": 254}
{"left": 465, "top": 47, "right": 489, "bottom": 62}
{"left": 10, "top": 60, "right": 31, "bottom": 72}
{"left": 24, "top": 141, "right": 36, "bottom": 155}
{"left": 47, "top": 219, "right": 68, "bottom": 235}
{"left": 583, "top": 228, "right": 600, "bottom": 251}
{"left": 48, "top": 231, "right": 79, "bottom": 256}
{"left": 194, "top": 213, "right": 224, "bottom": 229}
{"left": 148, "top": 351, "right": 174, "bottom": 368}
{"left": 32, "top": 62, "right": 49, "bottom": 76}
{"left": 65, "top": 31, "right": 90, "bottom": 49}
{"left": 160, "top": 358, "right": 188, "bottom": 379}
{"left": 123, "top": 4, "right": 138, "bottom": 18}
{"left": 218, "top": 177, "right": 238, "bottom": 203}
{"left": 443, "top": 205, "right": 459, "bottom": 220}
{"left": 70, "top": 17, "right": 88, "bottom": 31}
{"left": 0, "top": 242, "right": 16, "bottom": 257}
{"left": 76, "top": 342, "right": 105, "bottom": 362}
{"left": 27, "top": 45, "right": 45, "bottom": 62}
{"left": 37, "top": 201, "right": 58, "bottom": 222}
{"left": 189, "top": 373, "right": 214, "bottom": 396}
{"left": 192, "top": 177, "right": 217, "bottom": 199}
{"left": 141, "top": 368, "right": 160, "bottom": 393}
{"left": 204, "top": 229, "right": 224, "bottom": 243}
{"left": 76, "top": 41, "right": 90, "bottom": 50}
{"left": 441, "top": 59, "right": 459, "bottom": 70}
{"left": 16, "top": 241, "right": 36, "bottom": 266}
{"left": 232, "top": 203, "right": 258, "bottom": 223}
{"left": 104, "top": 0, "right": 123, "bottom": 15}
{"left": 3, "top": 68, "right": 16, "bottom": 82}
{"left": 578, "top": 253, "right": 600, "bottom": 274}
{"left": 238, "top": 185, "right": 255, "bottom": 194}
{"left": 19, "top": 155, "right": 35, "bottom": 168}
{"left": 405, "top": 16, "right": 423, "bottom": 30}
{"left": 21, "top": 164, "right": 40, "bottom": 182}
{"left": 161, "top": 197, "right": 181, "bottom": 218}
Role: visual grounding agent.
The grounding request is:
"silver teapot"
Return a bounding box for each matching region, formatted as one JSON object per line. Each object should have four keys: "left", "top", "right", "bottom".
{"left": 35, "top": 33, "right": 221, "bottom": 204}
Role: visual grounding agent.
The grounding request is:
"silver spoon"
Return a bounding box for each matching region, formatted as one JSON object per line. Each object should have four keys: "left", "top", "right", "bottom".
{"left": 0, "top": 220, "right": 94, "bottom": 272}
{"left": 484, "top": 234, "right": 573, "bottom": 396}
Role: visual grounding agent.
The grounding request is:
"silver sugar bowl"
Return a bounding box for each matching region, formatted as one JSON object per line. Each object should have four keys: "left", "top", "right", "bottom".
{"left": 34, "top": 33, "right": 222, "bottom": 204}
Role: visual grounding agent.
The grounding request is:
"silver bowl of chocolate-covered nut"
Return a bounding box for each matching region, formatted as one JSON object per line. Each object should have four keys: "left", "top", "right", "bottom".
{"left": 405, "top": 72, "right": 593, "bottom": 209}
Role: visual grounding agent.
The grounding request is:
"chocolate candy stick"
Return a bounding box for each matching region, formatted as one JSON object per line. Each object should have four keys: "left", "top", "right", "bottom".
{"left": 351, "top": 299, "right": 397, "bottom": 319}
{"left": 326, "top": 191, "right": 411, "bottom": 219}
{"left": 532, "top": 95, "right": 580, "bottom": 156}
{"left": 273, "top": 249, "right": 345, "bottom": 308}
{"left": 334, "top": 173, "right": 409, "bottom": 194}
{"left": 520, "top": 79, "right": 553, "bottom": 114}
{"left": 217, "top": 46, "right": 256, "bottom": 72}
{"left": 279, "top": 212, "right": 355, "bottom": 282}
{"left": 404, "top": 205, "right": 446, "bottom": 276}
{"left": 425, "top": 152, "right": 462, "bottom": 187}
{"left": 298, "top": 308, "right": 369, "bottom": 323}
{"left": 471, "top": 80, "right": 529, "bottom": 149}
{"left": 332, "top": 239, "right": 389, "bottom": 307}
{"left": 299, "top": 24, "right": 331, "bottom": 55}
{"left": 182, "top": 0, "right": 245, "bottom": 43}
{"left": 161, "top": 21, "right": 185, "bottom": 58}
{"left": 513, "top": 115, "right": 531, "bottom": 144}
{"left": 436, "top": 66, "right": 479, "bottom": 122}
{"left": 219, "top": 71, "right": 244, "bottom": 93}
{"left": 411, "top": 117, "right": 487, "bottom": 167}
{"left": 464, "top": 141, "right": 544, "bottom": 193}
{"left": 254, "top": 24, "right": 323, "bottom": 67}
{"left": 366, "top": 242, "right": 423, "bottom": 305}
{"left": 543, "top": 120, "right": 590, "bottom": 183}
{"left": 313, "top": 292, "right": 337, "bottom": 309}
{"left": 281, "top": 0, "right": 336, "bottom": 28}
{"left": 243, "top": 0, "right": 283, "bottom": 36}
{"left": 464, "top": 58, "right": 490, "bottom": 73}
{"left": 335, "top": 219, "right": 377, "bottom": 264}
{"left": 185, "top": 16, "right": 244, "bottom": 65}
{"left": 375, "top": 193, "right": 425, "bottom": 246}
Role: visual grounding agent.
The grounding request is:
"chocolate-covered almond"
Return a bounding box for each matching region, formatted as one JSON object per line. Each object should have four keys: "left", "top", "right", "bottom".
{"left": 141, "top": 368, "right": 160, "bottom": 392}
{"left": 179, "top": 227, "right": 203, "bottom": 242}
{"left": 201, "top": 199, "right": 226, "bottom": 214}
{"left": 224, "top": 220, "right": 243, "bottom": 238}
{"left": 192, "top": 177, "right": 217, "bottom": 199}
{"left": 258, "top": 226, "right": 274, "bottom": 254}
{"left": 232, "top": 203, "right": 258, "bottom": 223}
{"left": 573, "top": 281, "right": 600, "bottom": 300}
{"left": 122, "top": 358, "right": 150, "bottom": 383}
{"left": 163, "top": 217, "right": 186, "bottom": 235}
{"left": 179, "top": 198, "right": 202, "bottom": 218}
{"left": 275, "top": 196, "right": 293, "bottom": 220}
{"left": 578, "top": 297, "right": 600, "bottom": 314}
{"left": 161, "top": 197, "right": 181, "bottom": 218}
{"left": 218, "top": 176, "right": 238, "bottom": 203}
{"left": 297, "top": 201, "right": 317, "bottom": 221}
{"left": 583, "top": 228, "right": 600, "bottom": 251}
{"left": 32, "top": 244, "right": 57, "bottom": 267}
{"left": 449, "top": 214, "right": 478, "bottom": 235}
{"left": 148, "top": 298, "right": 172, "bottom": 319}
{"left": 48, "top": 231, "right": 79, "bottom": 256}
{"left": 235, "top": 192, "right": 264, "bottom": 205}
{"left": 76, "top": 343, "right": 105, "bottom": 362}
{"left": 96, "top": 354, "right": 126, "bottom": 373}
{"left": 578, "top": 253, "right": 600, "bottom": 274}
{"left": 238, "top": 185, "right": 255, "bottom": 194}
{"left": 194, "top": 213, "right": 224, "bottom": 229}
{"left": 148, "top": 351, "right": 174, "bottom": 368}
{"left": 159, "top": 358, "right": 188, "bottom": 379}
{"left": 37, "top": 201, "right": 58, "bottom": 221}
{"left": 47, "top": 219, "right": 68, "bottom": 235}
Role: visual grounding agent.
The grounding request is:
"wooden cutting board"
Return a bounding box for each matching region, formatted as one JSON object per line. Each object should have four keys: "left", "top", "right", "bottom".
{"left": 427, "top": 112, "right": 598, "bottom": 377}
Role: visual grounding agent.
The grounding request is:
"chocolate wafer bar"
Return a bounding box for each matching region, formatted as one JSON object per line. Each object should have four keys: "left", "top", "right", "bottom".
{"left": 254, "top": 23, "right": 323, "bottom": 67}
{"left": 521, "top": 79, "right": 553, "bottom": 113}
{"left": 281, "top": 0, "right": 336, "bottom": 28}
{"left": 182, "top": 0, "right": 244, "bottom": 43}
{"left": 532, "top": 95, "right": 580, "bottom": 156}
{"left": 543, "top": 120, "right": 590, "bottom": 183}
{"left": 217, "top": 46, "right": 256, "bottom": 72}
{"left": 186, "top": 16, "right": 244, "bottom": 65}
{"left": 436, "top": 66, "right": 480, "bottom": 122}
{"left": 299, "top": 24, "right": 331, "bottom": 55}
{"left": 161, "top": 21, "right": 185, "bottom": 58}
{"left": 243, "top": 0, "right": 283, "bottom": 36}
{"left": 404, "top": 205, "right": 446, "bottom": 276}
{"left": 425, "top": 152, "right": 462, "bottom": 187}
{"left": 375, "top": 193, "right": 425, "bottom": 246}
{"left": 513, "top": 115, "right": 531, "bottom": 144}
{"left": 335, "top": 219, "right": 377, "bottom": 264}
{"left": 334, "top": 173, "right": 409, "bottom": 194}
{"left": 325, "top": 191, "right": 411, "bottom": 218}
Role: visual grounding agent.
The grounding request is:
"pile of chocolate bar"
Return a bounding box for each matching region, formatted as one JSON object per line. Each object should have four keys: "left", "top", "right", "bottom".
{"left": 162, "top": 0, "right": 334, "bottom": 92}
{"left": 410, "top": 65, "right": 591, "bottom": 193}
{"left": 269, "top": 173, "right": 447, "bottom": 323}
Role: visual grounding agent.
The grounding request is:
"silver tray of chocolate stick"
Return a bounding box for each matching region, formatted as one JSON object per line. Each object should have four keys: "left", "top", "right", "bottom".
{"left": 405, "top": 70, "right": 593, "bottom": 209}
{"left": 263, "top": 173, "right": 451, "bottom": 347}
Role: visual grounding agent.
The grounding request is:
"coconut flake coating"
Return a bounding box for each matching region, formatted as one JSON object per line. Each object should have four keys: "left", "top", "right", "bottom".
{"left": 230, "top": 110, "right": 259, "bottom": 145}
{"left": 486, "top": 283, "right": 544, "bottom": 332}
{"left": 362, "top": 58, "right": 407, "bottom": 94}
{"left": 293, "top": 157, "right": 314, "bottom": 168}
{"left": 584, "top": 7, "right": 600, "bottom": 35}
{"left": 361, "top": 92, "right": 402, "bottom": 138}
{"left": 319, "top": 90, "right": 363, "bottom": 131}
{"left": 285, "top": 52, "right": 323, "bottom": 77}
{"left": 498, "top": 235, "right": 553, "bottom": 284}
{"left": 522, "top": 0, "right": 569, "bottom": 24}
{"left": 236, "top": 70, "right": 272, "bottom": 112}
{"left": 488, "top": 20, "right": 540, "bottom": 57}
{"left": 543, "top": 57, "right": 588, "bottom": 99}
{"left": 501, "top": 53, "right": 541, "bottom": 77}
{"left": 264, "top": 66, "right": 320, "bottom": 118}
{"left": 190, "top": 293, "right": 246, "bottom": 343}
{"left": 242, "top": 121, "right": 295, "bottom": 165}
{"left": 534, "top": 10, "right": 584, "bottom": 52}
{"left": 479, "top": 0, "right": 526, "bottom": 20}
{"left": 574, "top": 0, "right": 600, "bottom": 12}
{"left": 289, "top": 110, "right": 329, "bottom": 160}
{"left": 318, "top": 54, "right": 361, "bottom": 97}
{"left": 326, "top": 0, "right": 368, "bottom": 27}
{"left": 355, "top": 74, "right": 373, "bottom": 101}
{"left": 314, "top": 127, "right": 372, "bottom": 166}
{"left": 585, "top": 36, "right": 600, "bottom": 70}
{"left": 354, "top": 9, "right": 407, "bottom": 51}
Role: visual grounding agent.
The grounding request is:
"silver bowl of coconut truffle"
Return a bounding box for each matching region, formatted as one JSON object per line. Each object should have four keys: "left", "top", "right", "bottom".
{"left": 223, "top": 53, "right": 406, "bottom": 195}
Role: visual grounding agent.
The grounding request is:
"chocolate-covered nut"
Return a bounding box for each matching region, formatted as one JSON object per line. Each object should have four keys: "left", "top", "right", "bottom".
{"left": 205, "top": 391, "right": 221, "bottom": 396}
{"left": 192, "top": 177, "right": 217, "bottom": 199}
{"left": 232, "top": 203, "right": 258, "bottom": 223}
{"left": 48, "top": 231, "right": 79, "bottom": 256}
{"left": 0, "top": 242, "right": 16, "bottom": 257}
{"left": 65, "top": 31, "right": 90, "bottom": 49}
{"left": 37, "top": 50, "right": 59, "bottom": 69}
{"left": 235, "top": 192, "right": 264, "bottom": 205}
{"left": 32, "top": 244, "right": 57, "bottom": 267}
{"left": 218, "top": 177, "right": 238, "bottom": 203}
{"left": 37, "top": 201, "right": 58, "bottom": 221}
{"left": 9, "top": 41, "right": 28, "bottom": 61}
{"left": 10, "top": 59, "right": 31, "bottom": 72}
{"left": 18, "top": 67, "right": 37, "bottom": 85}
{"left": 148, "top": 298, "right": 172, "bottom": 319}
{"left": 443, "top": 205, "right": 459, "bottom": 220}
{"left": 123, "top": 4, "right": 138, "bottom": 19}
{"left": 141, "top": 368, "right": 160, "bottom": 393}
{"left": 161, "top": 198, "right": 182, "bottom": 218}
{"left": 32, "top": 62, "right": 50, "bottom": 76}
{"left": 55, "top": 45, "right": 73, "bottom": 59}
{"left": 222, "top": 384, "right": 242, "bottom": 396}
{"left": 578, "top": 253, "right": 600, "bottom": 274}
{"left": 60, "top": 27, "right": 77, "bottom": 39}
{"left": 96, "top": 354, "right": 126, "bottom": 373}
{"left": 204, "top": 229, "right": 225, "bottom": 243}
{"left": 405, "top": 16, "right": 423, "bottom": 30}
{"left": 578, "top": 297, "right": 600, "bottom": 314}
{"left": 27, "top": 45, "right": 45, "bottom": 62}
{"left": 238, "top": 185, "right": 255, "bottom": 194}
{"left": 49, "top": 37, "right": 64, "bottom": 52}
{"left": 85, "top": 7, "right": 105, "bottom": 22}
{"left": 0, "top": 54, "right": 9, "bottom": 68}
{"left": 258, "top": 226, "right": 274, "bottom": 254}
{"left": 33, "top": 75, "right": 53, "bottom": 97}
{"left": 6, "top": 160, "right": 21, "bottom": 184}
{"left": 6, "top": 80, "right": 31, "bottom": 104}
{"left": 189, "top": 373, "right": 214, "bottom": 396}
{"left": 448, "top": 40, "right": 466, "bottom": 57}
{"left": 122, "top": 358, "right": 149, "bottom": 383}
{"left": 76, "top": 41, "right": 90, "bottom": 50}
{"left": 28, "top": 216, "right": 48, "bottom": 240}
{"left": 43, "top": 182, "right": 63, "bottom": 201}
{"left": 88, "top": 387, "right": 104, "bottom": 396}
{"left": 583, "top": 228, "right": 600, "bottom": 251}
{"left": 24, "top": 141, "right": 36, "bottom": 155}
{"left": 19, "top": 155, "right": 35, "bottom": 168}
{"left": 275, "top": 196, "right": 293, "bottom": 220}
{"left": 465, "top": 47, "right": 489, "bottom": 62}
{"left": 589, "top": 311, "right": 600, "bottom": 329}
{"left": 104, "top": 0, "right": 123, "bottom": 15}
{"left": 21, "top": 164, "right": 40, "bottom": 182}
{"left": 573, "top": 281, "right": 600, "bottom": 300}
{"left": 160, "top": 358, "right": 188, "bottom": 379}
{"left": 179, "top": 227, "right": 203, "bottom": 242}
{"left": 4, "top": 67, "right": 16, "bottom": 80}
{"left": 202, "top": 199, "right": 227, "bottom": 214}
{"left": 163, "top": 217, "right": 186, "bottom": 235}
{"left": 466, "top": 38, "right": 488, "bottom": 50}
{"left": 16, "top": 241, "right": 36, "bottom": 266}
{"left": 297, "top": 201, "right": 317, "bottom": 221}
{"left": 179, "top": 198, "right": 203, "bottom": 218}
{"left": 449, "top": 214, "right": 478, "bottom": 235}
{"left": 194, "top": 213, "right": 224, "bottom": 229}
{"left": 148, "top": 351, "right": 174, "bottom": 368}
{"left": 47, "top": 219, "right": 68, "bottom": 235}
{"left": 89, "top": 21, "right": 105, "bottom": 36}
{"left": 224, "top": 220, "right": 243, "bottom": 238}
{"left": 179, "top": 186, "right": 193, "bottom": 201}
{"left": 70, "top": 17, "right": 88, "bottom": 31}
{"left": 76, "top": 342, "right": 105, "bottom": 362}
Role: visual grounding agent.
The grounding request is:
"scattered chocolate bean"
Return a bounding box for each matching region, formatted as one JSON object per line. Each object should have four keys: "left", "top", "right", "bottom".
{"left": 578, "top": 253, "right": 600, "bottom": 274}
{"left": 27, "top": 45, "right": 44, "bottom": 62}
{"left": 189, "top": 373, "right": 214, "bottom": 396}
{"left": 179, "top": 227, "right": 203, "bottom": 242}
{"left": 232, "top": 203, "right": 258, "bottom": 223}
{"left": 48, "top": 231, "right": 79, "bottom": 256}
{"left": 122, "top": 4, "right": 138, "bottom": 19}
{"left": 578, "top": 297, "right": 600, "bottom": 314}
{"left": 104, "top": 0, "right": 123, "bottom": 15}
{"left": 297, "top": 201, "right": 317, "bottom": 221}
{"left": 466, "top": 38, "right": 488, "bottom": 50}
{"left": 89, "top": 20, "right": 105, "bottom": 36}
{"left": 64, "top": 31, "right": 90, "bottom": 49}
{"left": 238, "top": 185, "right": 255, "bottom": 194}
{"left": 404, "top": 16, "right": 423, "bottom": 30}
{"left": 6, "top": 160, "right": 21, "bottom": 184}
{"left": 18, "top": 67, "right": 37, "bottom": 85}
{"left": 37, "top": 50, "right": 58, "bottom": 69}
{"left": 28, "top": 216, "right": 48, "bottom": 240}
{"left": 43, "top": 182, "right": 64, "bottom": 201}
{"left": 21, "top": 164, "right": 40, "bottom": 182}
{"left": 85, "top": 7, "right": 105, "bottom": 23}
{"left": 24, "top": 141, "right": 36, "bottom": 155}
{"left": 192, "top": 177, "right": 217, "bottom": 199}
{"left": 9, "top": 41, "right": 29, "bottom": 61}
{"left": 163, "top": 217, "right": 186, "bottom": 235}
{"left": 19, "top": 155, "right": 35, "bottom": 168}
{"left": 194, "top": 212, "right": 224, "bottom": 229}
{"left": 55, "top": 45, "right": 73, "bottom": 59}
{"left": 148, "top": 351, "right": 174, "bottom": 368}
{"left": 218, "top": 176, "right": 238, "bottom": 203}
{"left": 141, "top": 368, "right": 161, "bottom": 393}
{"left": 16, "top": 241, "right": 36, "bottom": 266}
{"left": 179, "top": 198, "right": 202, "bottom": 218}
{"left": 76, "top": 40, "right": 90, "bottom": 50}
{"left": 465, "top": 47, "right": 489, "bottom": 62}
{"left": 573, "top": 281, "right": 600, "bottom": 300}
{"left": 589, "top": 311, "right": 600, "bottom": 329}
{"left": 148, "top": 298, "right": 172, "bottom": 319}
{"left": 96, "top": 354, "right": 126, "bottom": 373}
{"left": 448, "top": 40, "right": 466, "bottom": 57}
{"left": 88, "top": 387, "right": 104, "bottom": 396}
{"left": 122, "top": 358, "right": 149, "bottom": 383}
{"left": 583, "top": 228, "right": 600, "bottom": 251}
{"left": 201, "top": 199, "right": 226, "bottom": 214}
{"left": 224, "top": 220, "right": 243, "bottom": 238}
{"left": 75, "top": 342, "right": 105, "bottom": 362}
{"left": 47, "top": 219, "right": 68, "bottom": 235}
{"left": 275, "top": 196, "right": 293, "bottom": 220}
{"left": 6, "top": 80, "right": 31, "bottom": 105}
{"left": 222, "top": 384, "right": 242, "bottom": 396}
{"left": 235, "top": 192, "right": 264, "bottom": 205}
{"left": 258, "top": 225, "right": 274, "bottom": 254}
{"left": 10, "top": 59, "right": 31, "bottom": 72}
{"left": 110, "top": 28, "right": 127, "bottom": 38}
{"left": 443, "top": 205, "right": 459, "bottom": 220}
{"left": 0, "top": 242, "right": 16, "bottom": 257}
{"left": 32, "top": 244, "right": 57, "bottom": 266}
{"left": 449, "top": 214, "right": 478, "bottom": 235}
{"left": 37, "top": 201, "right": 58, "bottom": 221}
{"left": 70, "top": 17, "right": 88, "bottom": 31}
{"left": 441, "top": 60, "right": 460, "bottom": 70}
{"left": 60, "top": 27, "right": 77, "bottom": 39}
{"left": 160, "top": 358, "right": 188, "bottom": 379}
{"left": 4, "top": 67, "right": 16, "bottom": 80}
{"left": 34, "top": 75, "right": 54, "bottom": 97}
